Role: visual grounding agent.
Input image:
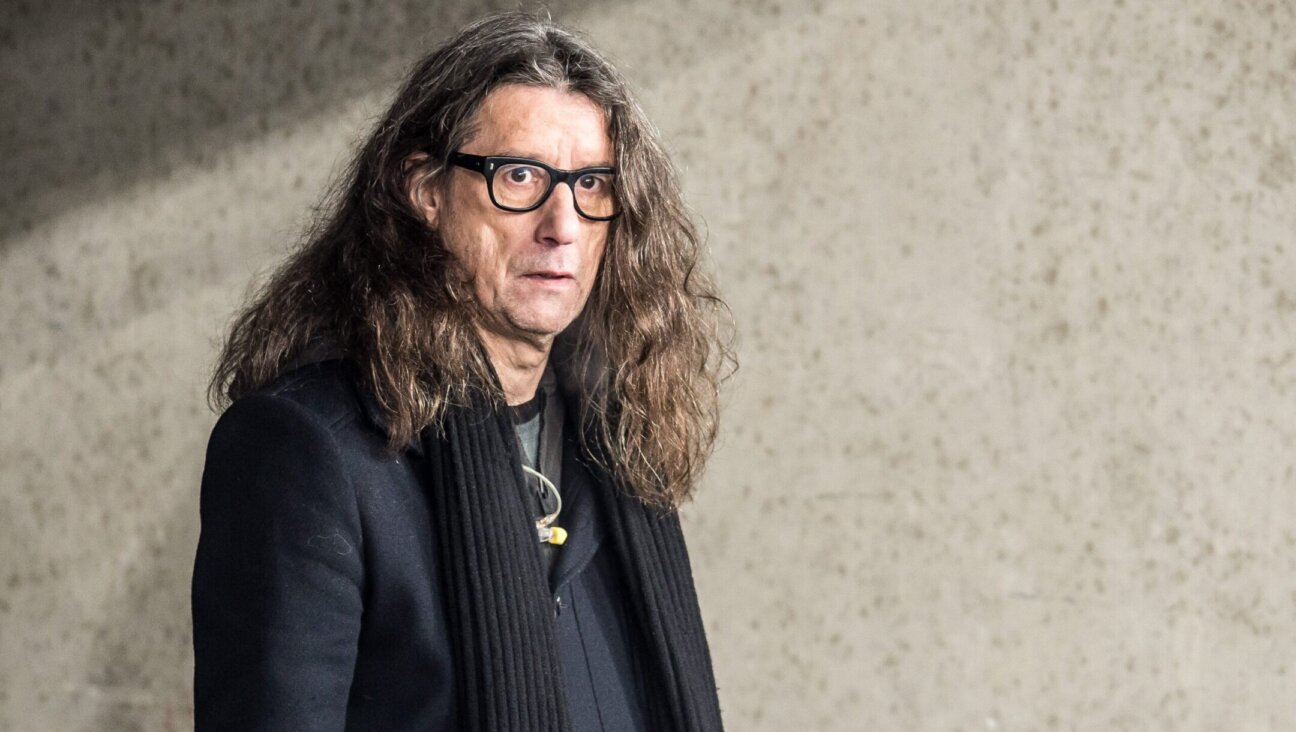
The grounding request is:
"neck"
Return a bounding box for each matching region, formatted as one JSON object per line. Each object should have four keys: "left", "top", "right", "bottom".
{"left": 478, "top": 328, "right": 551, "bottom": 406}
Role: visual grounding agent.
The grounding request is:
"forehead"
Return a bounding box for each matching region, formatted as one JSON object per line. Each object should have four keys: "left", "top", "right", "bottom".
{"left": 466, "top": 84, "right": 613, "bottom": 165}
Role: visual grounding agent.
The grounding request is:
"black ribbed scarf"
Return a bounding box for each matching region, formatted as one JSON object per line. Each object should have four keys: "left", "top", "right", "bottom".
{"left": 420, "top": 395, "right": 724, "bottom": 731}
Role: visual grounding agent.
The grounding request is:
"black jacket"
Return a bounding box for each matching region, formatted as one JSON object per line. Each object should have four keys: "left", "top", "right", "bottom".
{"left": 192, "top": 360, "right": 652, "bottom": 730}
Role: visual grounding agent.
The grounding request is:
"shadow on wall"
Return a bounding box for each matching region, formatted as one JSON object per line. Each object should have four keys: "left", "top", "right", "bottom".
{"left": 0, "top": 0, "right": 605, "bottom": 248}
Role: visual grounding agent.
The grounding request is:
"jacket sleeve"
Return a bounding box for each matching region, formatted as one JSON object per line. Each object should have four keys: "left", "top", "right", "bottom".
{"left": 192, "top": 392, "right": 364, "bottom": 731}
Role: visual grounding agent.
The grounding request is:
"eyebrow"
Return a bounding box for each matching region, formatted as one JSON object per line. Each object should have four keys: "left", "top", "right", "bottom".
{"left": 492, "top": 150, "right": 615, "bottom": 169}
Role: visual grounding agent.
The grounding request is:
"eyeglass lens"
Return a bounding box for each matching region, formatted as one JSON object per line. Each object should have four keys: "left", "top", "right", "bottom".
{"left": 493, "top": 163, "right": 616, "bottom": 218}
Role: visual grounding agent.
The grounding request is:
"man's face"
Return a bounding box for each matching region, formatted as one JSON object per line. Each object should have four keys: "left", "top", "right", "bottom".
{"left": 429, "top": 84, "right": 613, "bottom": 348}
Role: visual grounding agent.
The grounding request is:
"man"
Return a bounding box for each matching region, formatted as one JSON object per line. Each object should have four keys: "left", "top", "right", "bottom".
{"left": 192, "top": 12, "right": 732, "bottom": 731}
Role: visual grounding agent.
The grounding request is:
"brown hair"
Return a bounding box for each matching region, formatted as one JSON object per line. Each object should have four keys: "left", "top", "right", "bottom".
{"left": 210, "top": 12, "right": 734, "bottom": 508}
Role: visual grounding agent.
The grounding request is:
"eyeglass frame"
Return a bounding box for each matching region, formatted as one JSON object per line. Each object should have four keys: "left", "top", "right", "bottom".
{"left": 447, "top": 151, "right": 620, "bottom": 221}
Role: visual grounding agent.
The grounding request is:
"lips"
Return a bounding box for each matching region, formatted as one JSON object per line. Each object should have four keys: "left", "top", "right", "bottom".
{"left": 522, "top": 270, "right": 574, "bottom": 280}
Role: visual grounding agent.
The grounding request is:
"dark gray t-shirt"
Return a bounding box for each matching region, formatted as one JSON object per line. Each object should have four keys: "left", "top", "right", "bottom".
{"left": 508, "top": 369, "right": 565, "bottom": 579}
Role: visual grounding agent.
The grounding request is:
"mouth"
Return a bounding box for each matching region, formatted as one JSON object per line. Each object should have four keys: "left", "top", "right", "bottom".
{"left": 522, "top": 270, "right": 574, "bottom": 281}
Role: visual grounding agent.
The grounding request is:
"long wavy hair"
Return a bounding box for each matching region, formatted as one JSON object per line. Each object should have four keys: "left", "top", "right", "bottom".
{"left": 210, "top": 12, "right": 734, "bottom": 508}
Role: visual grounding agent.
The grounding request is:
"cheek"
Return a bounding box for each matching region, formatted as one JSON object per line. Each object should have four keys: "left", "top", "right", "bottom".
{"left": 585, "top": 235, "right": 608, "bottom": 280}
{"left": 442, "top": 180, "right": 513, "bottom": 278}
{"left": 468, "top": 243, "right": 504, "bottom": 296}
{"left": 467, "top": 227, "right": 524, "bottom": 301}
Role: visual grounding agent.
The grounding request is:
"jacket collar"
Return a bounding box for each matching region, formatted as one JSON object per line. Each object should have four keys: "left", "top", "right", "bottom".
{"left": 284, "top": 331, "right": 602, "bottom": 462}
{"left": 282, "top": 336, "right": 425, "bottom": 454}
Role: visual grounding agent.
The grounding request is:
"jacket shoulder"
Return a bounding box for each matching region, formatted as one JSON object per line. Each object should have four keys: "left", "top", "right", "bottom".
{"left": 245, "top": 359, "right": 369, "bottom": 436}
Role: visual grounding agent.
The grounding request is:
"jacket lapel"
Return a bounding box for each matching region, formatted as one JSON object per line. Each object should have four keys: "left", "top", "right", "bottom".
{"left": 547, "top": 425, "right": 606, "bottom": 595}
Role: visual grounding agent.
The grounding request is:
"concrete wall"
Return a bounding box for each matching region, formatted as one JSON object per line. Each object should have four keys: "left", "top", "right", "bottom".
{"left": 2, "top": 1, "right": 1293, "bottom": 729}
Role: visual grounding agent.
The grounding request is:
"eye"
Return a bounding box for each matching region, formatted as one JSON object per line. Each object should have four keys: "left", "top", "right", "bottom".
{"left": 576, "top": 174, "right": 605, "bottom": 192}
{"left": 505, "top": 166, "right": 539, "bottom": 185}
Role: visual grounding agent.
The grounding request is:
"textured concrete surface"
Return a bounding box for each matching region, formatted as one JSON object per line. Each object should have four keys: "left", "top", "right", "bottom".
{"left": 2, "top": 0, "right": 1294, "bottom": 729}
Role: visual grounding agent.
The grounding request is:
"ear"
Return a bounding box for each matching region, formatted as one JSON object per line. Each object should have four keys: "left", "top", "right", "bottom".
{"left": 403, "top": 152, "right": 441, "bottom": 230}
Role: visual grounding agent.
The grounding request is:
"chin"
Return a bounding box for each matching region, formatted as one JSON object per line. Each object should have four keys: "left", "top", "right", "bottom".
{"left": 494, "top": 289, "right": 590, "bottom": 339}
{"left": 507, "top": 310, "right": 579, "bottom": 339}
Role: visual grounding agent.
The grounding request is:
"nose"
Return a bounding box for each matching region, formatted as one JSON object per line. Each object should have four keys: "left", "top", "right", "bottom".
{"left": 535, "top": 181, "right": 582, "bottom": 247}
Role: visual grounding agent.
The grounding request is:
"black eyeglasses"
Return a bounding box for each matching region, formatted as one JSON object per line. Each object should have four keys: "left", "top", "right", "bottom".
{"left": 448, "top": 152, "right": 619, "bottom": 221}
